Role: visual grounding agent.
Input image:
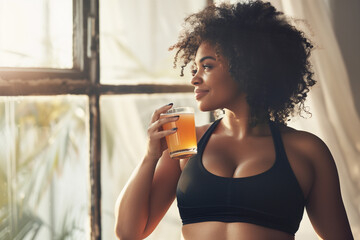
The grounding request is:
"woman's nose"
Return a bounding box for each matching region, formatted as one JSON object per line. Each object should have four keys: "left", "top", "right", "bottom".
{"left": 191, "top": 74, "right": 202, "bottom": 86}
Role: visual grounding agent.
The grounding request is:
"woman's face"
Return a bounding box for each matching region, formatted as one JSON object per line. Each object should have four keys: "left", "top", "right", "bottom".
{"left": 191, "top": 42, "right": 242, "bottom": 112}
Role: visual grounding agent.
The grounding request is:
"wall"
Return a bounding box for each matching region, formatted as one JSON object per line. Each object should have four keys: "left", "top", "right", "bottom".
{"left": 330, "top": 0, "right": 360, "bottom": 116}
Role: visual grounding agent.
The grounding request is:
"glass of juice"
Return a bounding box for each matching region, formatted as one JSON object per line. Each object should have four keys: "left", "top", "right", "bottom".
{"left": 160, "top": 107, "right": 197, "bottom": 160}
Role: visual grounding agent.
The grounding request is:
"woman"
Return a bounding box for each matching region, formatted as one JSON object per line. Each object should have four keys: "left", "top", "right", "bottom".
{"left": 114, "top": 1, "right": 354, "bottom": 239}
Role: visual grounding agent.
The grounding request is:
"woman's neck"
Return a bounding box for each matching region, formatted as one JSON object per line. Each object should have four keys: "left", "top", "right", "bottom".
{"left": 221, "top": 108, "right": 270, "bottom": 139}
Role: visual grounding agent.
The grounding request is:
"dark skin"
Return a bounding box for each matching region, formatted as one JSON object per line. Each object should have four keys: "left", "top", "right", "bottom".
{"left": 114, "top": 42, "right": 353, "bottom": 240}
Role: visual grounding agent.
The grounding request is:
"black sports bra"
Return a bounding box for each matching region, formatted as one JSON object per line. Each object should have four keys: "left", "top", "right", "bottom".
{"left": 176, "top": 119, "right": 305, "bottom": 235}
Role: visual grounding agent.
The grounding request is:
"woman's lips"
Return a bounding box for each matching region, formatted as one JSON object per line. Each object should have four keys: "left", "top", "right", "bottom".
{"left": 194, "top": 89, "right": 209, "bottom": 100}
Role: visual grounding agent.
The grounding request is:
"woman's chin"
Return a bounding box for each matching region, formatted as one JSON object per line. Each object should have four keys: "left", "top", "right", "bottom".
{"left": 197, "top": 102, "right": 217, "bottom": 112}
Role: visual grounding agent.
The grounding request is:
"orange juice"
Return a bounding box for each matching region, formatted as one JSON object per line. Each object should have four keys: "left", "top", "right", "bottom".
{"left": 161, "top": 109, "right": 197, "bottom": 159}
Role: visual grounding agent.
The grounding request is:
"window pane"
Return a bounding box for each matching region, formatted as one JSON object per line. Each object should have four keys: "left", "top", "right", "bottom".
{"left": 0, "top": 0, "right": 73, "bottom": 69}
{"left": 100, "top": 94, "right": 210, "bottom": 240}
{"left": 0, "top": 96, "right": 89, "bottom": 240}
{"left": 100, "top": 0, "right": 207, "bottom": 84}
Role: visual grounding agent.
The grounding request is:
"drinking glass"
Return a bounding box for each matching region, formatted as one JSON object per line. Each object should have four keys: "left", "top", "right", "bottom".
{"left": 160, "top": 107, "right": 197, "bottom": 159}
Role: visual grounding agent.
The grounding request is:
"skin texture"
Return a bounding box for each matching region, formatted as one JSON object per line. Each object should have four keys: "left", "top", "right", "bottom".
{"left": 114, "top": 42, "right": 353, "bottom": 240}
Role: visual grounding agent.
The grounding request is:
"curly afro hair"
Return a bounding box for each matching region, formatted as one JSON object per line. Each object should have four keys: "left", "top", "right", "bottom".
{"left": 169, "top": 0, "right": 316, "bottom": 125}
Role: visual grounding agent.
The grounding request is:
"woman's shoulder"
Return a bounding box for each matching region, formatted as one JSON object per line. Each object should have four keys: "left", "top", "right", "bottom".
{"left": 280, "top": 125, "right": 328, "bottom": 149}
{"left": 280, "top": 125, "right": 335, "bottom": 169}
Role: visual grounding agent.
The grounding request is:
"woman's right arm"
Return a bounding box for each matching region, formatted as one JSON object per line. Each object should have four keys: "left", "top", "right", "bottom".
{"left": 114, "top": 104, "right": 182, "bottom": 240}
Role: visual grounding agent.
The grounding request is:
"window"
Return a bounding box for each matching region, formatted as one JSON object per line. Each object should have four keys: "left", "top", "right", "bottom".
{"left": 0, "top": 0, "right": 93, "bottom": 239}
{"left": 0, "top": 0, "right": 73, "bottom": 69}
{"left": 0, "top": 96, "right": 89, "bottom": 240}
{"left": 0, "top": 0, "right": 211, "bottom": 239}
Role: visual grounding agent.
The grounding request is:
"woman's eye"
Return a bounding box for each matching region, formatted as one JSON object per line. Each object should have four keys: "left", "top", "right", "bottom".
{"left": 191, "top": 64, "right": 212, "bottom": 76}
{"left": 203, "top": 64, "right": 212, "bottom": 70}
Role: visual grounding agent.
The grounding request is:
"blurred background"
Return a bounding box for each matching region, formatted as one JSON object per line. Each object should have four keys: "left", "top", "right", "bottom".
{"left": 0, "top": 0, "right": 359, "bottom": 239}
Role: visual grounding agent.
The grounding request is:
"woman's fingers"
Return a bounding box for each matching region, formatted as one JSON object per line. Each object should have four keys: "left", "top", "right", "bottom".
{"left": 150, "top": 103, "right": 173, "bottom": 123}
{"left": 147, "top": 115, "right": 179, "bottom": 136}
{"left": 145, "top": 104, "right": 177, "bottom": 159}
{"left": 152, "top": 128, "right": 177, "bottom": 139}
{"left": 153, "top": 115, "right": 179, "bottom": 130}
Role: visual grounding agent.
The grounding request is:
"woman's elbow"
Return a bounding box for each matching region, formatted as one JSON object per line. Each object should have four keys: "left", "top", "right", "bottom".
{"left": 114, "top": 220, "right": 129, "bottom": 240}
{"left": 114, "top": 226, "right": 138, "bottom": 240}
{"left": 114, "top": 202, "right": 149, "bottom": 239}
{"left": 114, "top": 224, "right": 124, "bottom": 240}
{"left": 115, "top": 221, "right": 148, "bottom": 240}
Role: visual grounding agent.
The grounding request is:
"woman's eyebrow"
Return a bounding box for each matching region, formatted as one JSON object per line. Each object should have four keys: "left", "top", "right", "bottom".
{"left": 194, "top": 56, "right": 216, "bottom": 66}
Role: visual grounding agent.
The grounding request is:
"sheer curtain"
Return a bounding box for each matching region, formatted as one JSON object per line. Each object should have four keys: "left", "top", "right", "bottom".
{"left": 278, "top": 0, "right": 360, "bottom": 238}
{"left": 263, "top": 0, "right": 360, "bottom": 238}
{"left": 100, "top": 0, "right": 207, "bottom": 84}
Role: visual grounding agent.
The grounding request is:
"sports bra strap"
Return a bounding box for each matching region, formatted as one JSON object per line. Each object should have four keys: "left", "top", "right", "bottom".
{"left": 197, "top": 118, "right": 222, "bottom": 152}
{"left": 269, "top": 121, "right": 287, "bottom": 164}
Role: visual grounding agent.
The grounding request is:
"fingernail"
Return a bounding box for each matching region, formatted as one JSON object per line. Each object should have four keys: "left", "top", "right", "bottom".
{"left": 167, "top": 103, "right": 173, "bottom": 106}
{"left": 172, "top": 115, "right": 180, "bottom": 118}
{"left": 171, "top": 127, "right": 178, "bottom": 131}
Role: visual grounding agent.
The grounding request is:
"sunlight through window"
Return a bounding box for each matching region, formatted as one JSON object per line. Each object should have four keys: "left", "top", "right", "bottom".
{"left": 0, "top": 0, "right": 73, "bottom": 68}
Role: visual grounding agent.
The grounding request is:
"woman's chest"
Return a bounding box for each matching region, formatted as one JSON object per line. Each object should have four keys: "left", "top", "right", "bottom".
{"left": 197, "top": 133, "right": 313, "bottom": 200}
{"left": 201, "top": 135, "right": 276, "bottom": 178}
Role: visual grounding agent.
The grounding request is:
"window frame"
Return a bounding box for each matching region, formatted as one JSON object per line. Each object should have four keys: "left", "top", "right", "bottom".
{"left": 0, "top": 0, "right": 90, "bottom": 96}
{"left": 0, "top": 0, "right": 211, "bottom": 239}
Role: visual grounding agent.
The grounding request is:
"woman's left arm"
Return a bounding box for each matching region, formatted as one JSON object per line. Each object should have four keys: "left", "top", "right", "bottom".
{"left": 305, "top": 135, "right": 354, "bottom": 240}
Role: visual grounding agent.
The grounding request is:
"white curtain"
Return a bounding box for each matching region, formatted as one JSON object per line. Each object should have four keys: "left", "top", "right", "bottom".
{"left": 275, "top": 0, "right": 360, "bottom": 238}
{"left": 100, "top": 0, "right": 207, "bottom": 84}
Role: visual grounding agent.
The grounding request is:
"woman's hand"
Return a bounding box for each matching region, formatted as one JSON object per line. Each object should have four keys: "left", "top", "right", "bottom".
{"left": 115, "top": 103, "right": 182, "bottom": 240}
{"left": 145, "top": 103, "right": 178, "bottom": 160}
